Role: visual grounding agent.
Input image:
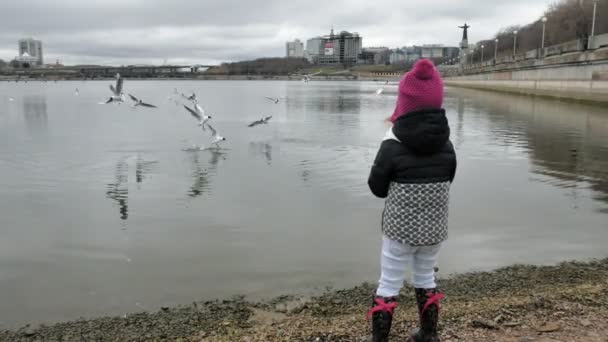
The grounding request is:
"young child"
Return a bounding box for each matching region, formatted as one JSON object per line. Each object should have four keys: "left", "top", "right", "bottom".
{"left": 367, "top": 59, "right": 456, "bottom": 342}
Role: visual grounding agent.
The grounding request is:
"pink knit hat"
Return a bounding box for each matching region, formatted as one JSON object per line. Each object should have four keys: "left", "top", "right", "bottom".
{"left": 389, "top": 59, "right": 444, "bottom": 123}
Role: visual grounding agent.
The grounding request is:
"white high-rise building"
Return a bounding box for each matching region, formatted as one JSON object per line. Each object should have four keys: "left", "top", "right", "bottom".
{"left": 18, "top": 38, "right": 43, "bottom": 66}
{"left": 286, "top": 39, "right": 304, "bottom": 58}
{"left": 305, "top": 37, "right": 324, "bottom": 63}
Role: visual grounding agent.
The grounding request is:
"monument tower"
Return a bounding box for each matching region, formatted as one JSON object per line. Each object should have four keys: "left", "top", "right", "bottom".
{"left": 459, "top": 23, "right": 470, "bottom": 66}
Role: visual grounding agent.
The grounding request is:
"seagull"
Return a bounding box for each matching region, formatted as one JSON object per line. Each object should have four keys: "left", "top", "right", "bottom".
{"left": 8, "top": 97, "right": 14, "bottom": 101}
{"left": 375, "top": 81, "right": 389, "bottom": 95}
{"left": 103, "top": 73, "right": 125, "bottom": 104}
{"left": 129, "top": 94, "right": 157, "bottom": 108}
{"left": 302, "top": 71, "right": 321, "bottom": 83}
{"left": 184, "top": 103, "right": 211, "bottom": 126}
{"left": 181, "top": 92, "right": 196, "bottom": 102}
{"left": 248, "top": 116, "right": 272, "bottom": 127}
{"left": 248, "top": 119, "right": 264, "bottom": 127}
{"left": 205, "top": 123, "right": 226, "bottom": 148}
{"left": 265, "top": 97, "right": 280, "bottom": 104}
{"left": 75, "top": 88, "right": 79, "bottom": 96}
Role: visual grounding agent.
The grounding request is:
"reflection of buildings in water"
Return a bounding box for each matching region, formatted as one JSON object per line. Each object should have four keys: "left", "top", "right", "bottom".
{"left": 248, "top": 142, "right": 272, "bottom": 165}
{"left": 187, "top": 150, "right": 226, "bottom": 199}
{"left": 460, "top": 88, "right": 608, "bottom": 210}
{"left": 106, "top": 160, "right": 129, "bottom": 221}
{"left": 23, "top": 95, "right": 48, "bottom": 134}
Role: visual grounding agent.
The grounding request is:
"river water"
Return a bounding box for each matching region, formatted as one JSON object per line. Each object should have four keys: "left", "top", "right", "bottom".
{"left": 0, "top": 80, "right": 607, "bottom": 327}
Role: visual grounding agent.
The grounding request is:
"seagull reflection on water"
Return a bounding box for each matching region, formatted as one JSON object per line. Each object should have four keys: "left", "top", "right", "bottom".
{"left": 248, "top": 142, "right": 272, "bottom": 165}
{"left": 105, "top": 156, "right": 158, "bottom": 220}
{"left": 187, "top": 149, "right": 226, "bottom": 198}
{"left": 105, "top": 159, "right": 129, "bottom": 221}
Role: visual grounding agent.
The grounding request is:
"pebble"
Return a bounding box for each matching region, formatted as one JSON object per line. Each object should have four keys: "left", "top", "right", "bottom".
{"left": 536, "top": 322, "right": 561, "bottom": 333}
{"left": 579, "top": 318, "right": 592, "bottom": 327}
{"left": 471, "top": 319, "right": 499, "bottom": 330}
{"left": 22, "top": 326, "right": 36, "bottom": 337}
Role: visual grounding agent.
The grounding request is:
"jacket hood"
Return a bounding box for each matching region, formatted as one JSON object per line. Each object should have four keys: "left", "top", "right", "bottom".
{"left": 392, "top": 109, "right": 450, "bottom": 155}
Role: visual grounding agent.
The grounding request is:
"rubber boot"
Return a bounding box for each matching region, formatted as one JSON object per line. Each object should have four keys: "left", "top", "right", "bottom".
{"left": 410, "top": 288, "right": 444, "bottom": 342}
{"left": 367, "top": 296, "right": 397, "bottom": 342}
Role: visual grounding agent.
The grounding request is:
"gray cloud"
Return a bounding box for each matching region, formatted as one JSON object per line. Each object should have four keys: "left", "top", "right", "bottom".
{"left": 0, "top": 0, "right": 553, "bottom": 65}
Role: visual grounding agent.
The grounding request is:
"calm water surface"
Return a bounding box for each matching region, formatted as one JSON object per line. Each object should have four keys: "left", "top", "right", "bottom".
{"left": 0, "top": 80, "right": 607, "bottom": 327}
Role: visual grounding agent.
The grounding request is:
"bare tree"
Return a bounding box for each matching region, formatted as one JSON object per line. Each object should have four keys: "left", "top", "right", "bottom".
{"left": 477, "top": 0, "right": 607, "bottom": 59}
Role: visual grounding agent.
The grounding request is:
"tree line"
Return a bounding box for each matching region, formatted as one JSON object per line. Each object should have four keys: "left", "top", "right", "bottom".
{"left": 471, "top": 0, "right": 607, "bottom": 62}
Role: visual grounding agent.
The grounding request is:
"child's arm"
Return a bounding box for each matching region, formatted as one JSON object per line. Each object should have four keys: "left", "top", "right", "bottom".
{"left": 448, "top": 141, "right": 457, "bottom": 183}
{"left": 368, "top": 141, "right": 395, "bottom": 198}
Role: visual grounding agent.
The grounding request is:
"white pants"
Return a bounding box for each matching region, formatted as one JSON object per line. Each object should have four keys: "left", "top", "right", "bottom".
{"left": 376, "top": 236, "right": 441, "bottom": 298}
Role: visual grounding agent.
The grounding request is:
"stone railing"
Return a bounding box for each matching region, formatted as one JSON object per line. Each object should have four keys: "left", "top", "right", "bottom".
{"left": 452, "top": 37, "right": 608, "bottom": 76}
{"left": 543, "top": 39, "right": 586, "bottom": 57}
{"left": 588, "top": 33, "right": 608, "bottom": 50}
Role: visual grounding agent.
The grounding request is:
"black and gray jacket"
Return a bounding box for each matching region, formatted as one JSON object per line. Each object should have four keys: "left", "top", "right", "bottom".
{"left": 368, "top": 109, "right": 457, "bottom": 246}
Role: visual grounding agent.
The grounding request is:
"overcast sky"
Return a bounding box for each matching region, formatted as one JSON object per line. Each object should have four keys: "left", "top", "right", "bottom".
{"left": 0, "top": 0, "right": 554, "bottom": 66}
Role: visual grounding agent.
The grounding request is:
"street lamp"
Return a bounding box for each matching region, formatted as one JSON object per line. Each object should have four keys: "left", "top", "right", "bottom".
{"left": 513, "top": 30, "right": 518, "bottom": 56}
{"left": 591, "top": 0, "right": 600, "bottom": 37}
{"left": 481, "top": 45, "right": 485, "bottom": 63}
{"left": 494, "top": 38, "right": 499, "bottom": 61}
{"left": 541, "top": 17, "right": 548, "bottom": 49}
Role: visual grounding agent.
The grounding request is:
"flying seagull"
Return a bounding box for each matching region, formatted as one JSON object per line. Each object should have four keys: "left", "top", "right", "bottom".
{"left": 265, "top": 97, "right": 280, "bottom": 104}
{"left": 375, "top": 81, "right": 389, "bottom": 95}
{"left": 129, "top": 94, "right": 157, "bottom": 108}
{"left": 102, "top": 73, "right": 125, "bottom": 104}
{"left": 302, "top": 71, "right": 321, "bottom": 83}
{"left": 181, "top": 92, "right": 196, "bottom": 102}
{"left": 248, "top": 116, "right": 272, "bottom": 128}
{"left": 184, "top": 103, "right": 211, "bottom": 126}
{"left": 205, "top": 123, "right": 226, "bottom": 148}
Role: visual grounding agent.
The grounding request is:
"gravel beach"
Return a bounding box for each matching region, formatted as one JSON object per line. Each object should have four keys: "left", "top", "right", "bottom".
{"left": 2, "top": 258, "right": 607, "bottom": 341}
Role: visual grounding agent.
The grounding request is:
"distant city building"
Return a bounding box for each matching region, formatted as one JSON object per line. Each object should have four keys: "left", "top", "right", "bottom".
{"left": 421, "top": 44, "right": 444, "bottom": 58}
{"left": 14, "top": 52, "right": 38, "bottom": 67}
{"left": 404, "top": 46, "right": 421, "bottom": 62}
{"left": 316, "top": 29, "right": 362, "bottom": 66}
{"left": 385, "top": 45, "right": 458, "bottom": 65}
{"left": 305, "top": 37, "right": 324, "bottom": 63}
{"left": 18, "top": 38, "right": 43, "bottom": 66}
{"left": 389, "top": 49, "right": 407, "bottom": 64}
{"left": 443, "top": 46, "right": 460, "bottom": 60}
{"left": 361, "top": 47, "right": 390, "bottom": 65}
{"left": 286, "top": 39, "right": 304, "bottom": 58}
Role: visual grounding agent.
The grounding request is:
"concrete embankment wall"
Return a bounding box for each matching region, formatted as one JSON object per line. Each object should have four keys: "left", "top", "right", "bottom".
{"left": 444, "top": 52, "right": 608, "bottom": 104}
{"left": 445, "top": 62, "right": 608, "bottom": 103}
{"left": 444, "top": 79, "right": 608, "bottom": 103}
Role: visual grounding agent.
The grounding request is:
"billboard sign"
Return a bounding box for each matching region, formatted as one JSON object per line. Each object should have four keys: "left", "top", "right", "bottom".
{"left": 324, "top": 42, "right": 334, "bottom": 55}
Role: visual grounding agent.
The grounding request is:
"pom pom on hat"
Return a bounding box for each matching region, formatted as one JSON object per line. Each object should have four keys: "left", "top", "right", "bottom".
{"left": 412, "top": 59, "right": 435, "bottom": 80}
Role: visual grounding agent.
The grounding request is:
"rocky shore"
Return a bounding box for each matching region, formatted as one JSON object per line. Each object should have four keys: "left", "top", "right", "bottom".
{"left": 2, "top": 258, "right": 607, "bottom": 341}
